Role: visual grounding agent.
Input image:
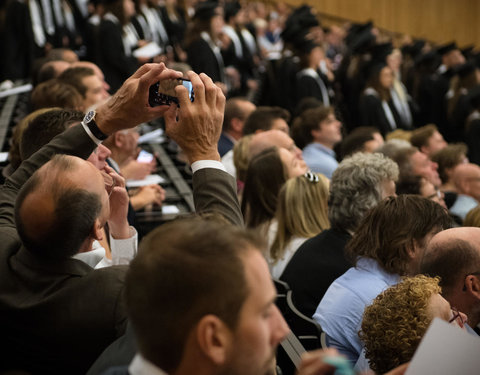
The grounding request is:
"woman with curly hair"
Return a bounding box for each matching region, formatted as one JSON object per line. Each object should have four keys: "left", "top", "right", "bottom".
{"left": 359, "top": 275, "right": 467, "bottom": 374}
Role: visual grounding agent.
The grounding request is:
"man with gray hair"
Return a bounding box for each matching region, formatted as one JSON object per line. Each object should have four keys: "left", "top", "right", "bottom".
{"left": 280, "top": 152, "right": 399, "bottom": 317}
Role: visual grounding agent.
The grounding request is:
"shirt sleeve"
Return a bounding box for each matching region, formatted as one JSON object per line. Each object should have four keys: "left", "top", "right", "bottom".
{"left": 95, "top": 226, "right": 138, "bottom": 269}
{"left": 191, "top": 160, "right": 227, "bottom": 173}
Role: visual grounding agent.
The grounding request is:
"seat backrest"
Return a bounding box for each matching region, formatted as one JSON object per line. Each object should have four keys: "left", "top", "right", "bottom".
{"left": 273, "top": 278, "right": 326, "bottom": 351}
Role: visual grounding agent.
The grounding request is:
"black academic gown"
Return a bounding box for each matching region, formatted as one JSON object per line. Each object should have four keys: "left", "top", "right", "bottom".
{"left": 358, "top": 90, "right": 404, "bottom": 136}
{"left": 186, "top": 37, "right": 224, "bottom": 83}
{"left": 97, "top": 18, "right": 138, "bottom": 93}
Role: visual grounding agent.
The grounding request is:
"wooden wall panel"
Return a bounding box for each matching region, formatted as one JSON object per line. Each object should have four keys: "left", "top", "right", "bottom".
{"left": 280, "top": 0, "right": 480, "bottom": 47}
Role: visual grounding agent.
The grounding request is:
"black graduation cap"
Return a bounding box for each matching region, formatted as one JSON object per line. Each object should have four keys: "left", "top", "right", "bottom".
{"left": 346, "top": 20, "right": 373, "bottom": 46}
{"left": 401, "top": 40, "right": 425, "bottom": 59}
{"left": 461, "top": 45, "right": 475, "bottom": 59}
{"left": 370, "top": 42, "right": 393, "bottom": 63}
{"left": 224, "top": 1, "right": 241, "bottom": 22}
{"left": 437, "top": 41, "right": 458, "bottom": 56}
{"left": 414, "top": 50, "right": 440, "bottom": 68}
{"left": 193, "top": 1, "right": 221, "bottom": 20}
{"left": 101, "top": 0, "right": 119, "bottom": 5}
{"left": 349, "top": 29, "right": 376, "bottom": 55}
{"left": 467, "top": 84, "right": 480, "bottom": 109}
{"left": 282, "top": 4, "right": 319, "bottom": 43}
{"left": 292, "top": 35, "right": 320, "bottom": 55}
{"left": 289, "top": 5, "right": 320, "bottom": 29}
{"left": 455, "top": 62, "right": 476, "bottom": 78}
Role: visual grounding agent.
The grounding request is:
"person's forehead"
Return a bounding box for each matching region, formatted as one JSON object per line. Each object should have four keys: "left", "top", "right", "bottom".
{"left": 412, "top": 151, "right": 428, "bottom": 165}
{"left": 269, "top": 131, "right": 293, "bottom": 148}
{"left": 83, "top": 74, "right": 102, "bottom": 88}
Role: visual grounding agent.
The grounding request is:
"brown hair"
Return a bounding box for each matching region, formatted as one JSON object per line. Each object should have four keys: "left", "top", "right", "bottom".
{"left": 7, "top": 108, "right": 59, "bottom": 172}
{"left": 233, "top": 134, "right": 254, "bottom": 182}
{"left": 31, "top": 79, "right": 83, "bottom": 110}
{"left": 58, "top": 67, "right": 95, "bottom": 98}
{"left": 360, "top": 275, "right": 441, "bottom": 374}
{"left": 241, "top": 147, "right": 288, "bottom": 229}
{"left": 346, "top": 195, "right": 452, "bottom": 275}
{"left": 431, "top": 143, "right": 468, "bottom": 184}
{"left": 410, "top": 124, "right": 438, "bottom": 150}
{"left": 242, "top": 106, "right": 290, "bottom": 135}
{"left": 126, "top": 218, "right": 265, "bottom": 372}
{"left": 291, "top": 106, "right": 333, "bottom": 149}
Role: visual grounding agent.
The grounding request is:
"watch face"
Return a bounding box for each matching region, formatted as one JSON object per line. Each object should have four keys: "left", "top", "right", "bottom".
{"left": 84, "top": 110, "right": 95, "bottom": 123}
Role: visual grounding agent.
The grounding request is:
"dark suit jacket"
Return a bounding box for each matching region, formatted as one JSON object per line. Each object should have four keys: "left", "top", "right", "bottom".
{"left": 101, "top": 366, "right": 130, "bottom": 375}
{"left": 218, "top": 132, "right": 234, "bottom": 158}
{"left": 280, "top": 228, "right": 352, "bottom": 318}
{"left": 0, "top": 125, "right": 127, "bottom": 375}
{"left": 0, "top": 124, "right": 243, "bottom": 374}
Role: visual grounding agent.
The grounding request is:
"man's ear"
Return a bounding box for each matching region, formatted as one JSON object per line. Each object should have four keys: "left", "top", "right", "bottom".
{"left": 195, "top": 315, "right": 233, "bottom": 366}
{"left": 114, "top": 132, "right": 125, "bottom": 148}
{"left": 465, "top": 275, "right": 480, "bottom": 299}
{"left": 91, "top": 218, "right": 103, "bottom": 241}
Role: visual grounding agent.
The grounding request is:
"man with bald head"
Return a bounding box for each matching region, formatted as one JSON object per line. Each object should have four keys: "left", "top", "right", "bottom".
{"left": 0, "top": 64, "right": 240, "bottom": 374}
{"left": 449, "top": 163, "right": 480, "bottom": 220}
{"left": 421, "top": 227, "right": 480, "bottom": 332}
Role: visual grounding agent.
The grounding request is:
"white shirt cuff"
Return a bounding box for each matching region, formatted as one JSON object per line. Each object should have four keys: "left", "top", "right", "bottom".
{"left": 191, "top": 160, "right": 227, "bottom": 174}
{"left": 108, "top": 226, "right": 138, "bottom": 266}
{"left": 81, "top": 121, "right": 103, "bottom": 146}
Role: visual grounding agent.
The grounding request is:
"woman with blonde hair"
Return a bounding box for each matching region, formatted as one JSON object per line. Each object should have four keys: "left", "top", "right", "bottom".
{"left": 269, "top": 171, "right": 330, "bottom": 278}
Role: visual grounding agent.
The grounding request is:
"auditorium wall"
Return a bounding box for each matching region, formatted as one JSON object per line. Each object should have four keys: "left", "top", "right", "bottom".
{"left": 276, "top": 0, "right": 479, "bottom": 47}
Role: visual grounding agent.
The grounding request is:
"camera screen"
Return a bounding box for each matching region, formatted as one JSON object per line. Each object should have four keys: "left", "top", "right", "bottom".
{"left": 148, "top": 79, "right": 194, "bottom": 107}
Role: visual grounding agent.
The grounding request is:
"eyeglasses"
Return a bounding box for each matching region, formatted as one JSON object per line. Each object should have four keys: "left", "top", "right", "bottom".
{"left": 101, "top": 170, "right": 116, "bottom": 198}
{"left": 448, "top": 307, "right": 465, "bottom": 325}
{"left": 304, "top": 171, "right": 319, "bottom": 183}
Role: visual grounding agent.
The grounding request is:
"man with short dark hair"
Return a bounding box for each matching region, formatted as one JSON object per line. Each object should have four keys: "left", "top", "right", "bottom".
{"left": 218, "top": 97, "right": 256, "bottom": 157}
{"left": 59, "top": 66, "right": 109, "bottom": 110}
{"left": 0, "top": 64, "right": 240, "bottom": 374}
{"left": 421, "top": 227, "right": 480, "bottom": 332}
{"left": 313, "top": 195, "right": 452, "bottom": 364}
{"left": 291, "top": 106, "right": 342, "bottom": 178}
{"left": 124, "top": 218, "right": 289, "bottom": 375}
{"left": 242, "top": 106, "right": 290, "bottom": 135}
{"left": 410, "top": 124, "right": 447, "bottom": 157}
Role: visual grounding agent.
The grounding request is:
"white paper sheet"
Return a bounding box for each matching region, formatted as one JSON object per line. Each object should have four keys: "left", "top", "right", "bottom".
{"left": 138, "top": 128, "right": 164, "bottom": 144}
{"left": 161, "top": 205, "right": 180, "bottom": 215}
{"left": 126, "top": 174, "right": 165, "bottom": 188}
{"left": 406, "top": 318, "right": 480, "bottom": 375}
{"left": 133, "top": 42, "right": 162, "bottom": 58}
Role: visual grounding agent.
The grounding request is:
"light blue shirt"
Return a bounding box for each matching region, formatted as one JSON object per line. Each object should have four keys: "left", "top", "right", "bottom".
{"left": 302, "top": 142, "right": 338, "bottom": 179}
{"left": 313, "top": 257, "right": 400, "bottom": 364}
{"left": 449, "top": 194, "right": 478, "bottom": 220}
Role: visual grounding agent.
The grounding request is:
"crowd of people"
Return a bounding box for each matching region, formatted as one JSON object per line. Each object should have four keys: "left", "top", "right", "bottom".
{"left": 1, "top": 0, "right": 480, "bottom": 374}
